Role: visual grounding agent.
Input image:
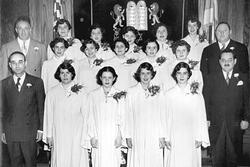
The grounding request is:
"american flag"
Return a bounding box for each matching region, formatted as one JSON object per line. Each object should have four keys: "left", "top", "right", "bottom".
{"left": 203, "top": 0, "right": 218, "bottom": 43}
{"left": 53, "top": 0, "right": 64, "bottom": 27}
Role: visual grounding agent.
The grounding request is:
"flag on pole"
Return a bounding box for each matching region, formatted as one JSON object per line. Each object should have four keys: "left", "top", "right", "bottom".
{"left": 203, "top": 0, "right": 218, "bottom": 43}
{"left": 53, "top": 0, "right": 64, "bottom": 27}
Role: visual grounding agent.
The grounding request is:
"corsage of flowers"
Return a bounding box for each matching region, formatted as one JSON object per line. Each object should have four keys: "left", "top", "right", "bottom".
{"left": 113, "top": 91, "right": 127, "bottom": 102}
{"left": 188, "top": 60, "right": 199, "bottom": 70}
{"left": 133, "top": 45, "right": 142, "bottom": 53}
{"left": 67, "top": 37, "right": 75, "bottom": 46}
{"left": 71, "top": 84, "right": 83, "bottom": 94}
{"left": 93, "top": 58, "right": 104, "bottom": 66}
{"left": 148, "top": 85, "right": 160, "bottom": 97}
{"left": 190, "top": 81, "right": 199, "bottom": 94}
{"left": 26, "top": 83, "right": 32, "bottom": 88}
{"left": 125, "top": 58, "right": 136, "bottom": 64}
{"left": 156, "top": 56, "right": 167, "bottom": 66}
{"left": 101, "top": 42, "right": 110, "bottom": 51}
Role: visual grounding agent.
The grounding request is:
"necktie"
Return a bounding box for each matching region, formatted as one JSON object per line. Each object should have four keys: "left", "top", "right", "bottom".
{"left": 221, "top": 43, "right": 226, "bottom": 51}
{"left": 226, "top": 72, "right": 230, "bottom": 85}
{"left": 16, "top": 77, "right": 21, "bottom": 91}
{"left": 23, "top": 40, "right": 27, "bottom": 55}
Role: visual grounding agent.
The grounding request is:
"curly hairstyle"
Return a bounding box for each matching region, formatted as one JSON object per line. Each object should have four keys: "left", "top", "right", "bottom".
{"left": 96, "top": 66, "right": 118, "bottom": 86}
{"left": 171, "top": 40, "right": 191, "bottom": 55}
{"left": 49, "top": 38, "right": 69, "bottom": 53}
{"left": 54, "top": 19, "right": 72, "bottom": 32}
{"left": 80, "top": 39, "right": 100, "bottom": 53}
{"left": 171, "top": 62, "right": 192, "bottom": 83}
{"left": 133, "top": 62, "right": 156, "bottom": 82}
{"left": 112, "top": 38, "right": 129, "bottom": 53}
{"left": 54, "top": 60, "right": 76, "bottom": 82}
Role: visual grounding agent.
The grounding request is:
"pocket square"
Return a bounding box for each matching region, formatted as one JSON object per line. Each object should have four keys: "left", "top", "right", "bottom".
{"left": 237, "top": 80, "right": 243, "bottom": 86}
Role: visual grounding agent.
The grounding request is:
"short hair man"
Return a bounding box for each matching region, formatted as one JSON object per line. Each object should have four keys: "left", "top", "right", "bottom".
{"left": 1, "top": 51, "right": 45, "bottom": 167}
{"left": 200, "top": 22, "right": 249, "bottom": 80}
{"left": 203, "top": 49, "right": 249, "bottom": 167}
{"left": 0, "top": 16, "right": 46, "bottom": 80}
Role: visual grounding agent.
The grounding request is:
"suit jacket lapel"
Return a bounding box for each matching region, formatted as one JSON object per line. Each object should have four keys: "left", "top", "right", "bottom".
{"left": 14, "top": 39, "right": 23, "bottom": 52}
{"left": 20, "top": 73, "right": 30, "bottom": 93}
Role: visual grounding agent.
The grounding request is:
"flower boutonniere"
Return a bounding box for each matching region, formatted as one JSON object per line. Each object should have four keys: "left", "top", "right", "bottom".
{"left": 113, "top": 91, "right": 127, "bottom": 102}
{"left": 93, "top": 58, "right": 104, "bottom": 66}
{"left": 133, "top": 45, "right": 142, "bottom": 53}
{"left": 229, "top": 47, "right": 235, "bottom": 50}
{"left": 148, "top": 85, "right": 160, "bottom": 97}
{"left": 188, "top": 60, "right": 199, "bottom": 70}
{"left": 125, "top": 58, "right": 136, "bottom": 64}
{"left": 71, "top": 84, "right": 83, "bottom": 94}
{"left": 26, "top": 83, "right": 32, "bottom": 88}
{"left": 237, "top": 80, "right": 243, "bottom": 86}
{"left": 67, "top": 37, "right": 75, "bottom": 46}
{"left": 233, "top": 73, "right": 239, "bottom": 78}
{"left": 156, "top": 56, "right": 167, "bottom": 66}
{"left": 101, "top": 42, "right": 110, "bottom": 51}
{"left": 34, "top": 47, "right": 39, "bottom": 51}
{"left": 190, "top": 81, "right": 199, "bottom": 94}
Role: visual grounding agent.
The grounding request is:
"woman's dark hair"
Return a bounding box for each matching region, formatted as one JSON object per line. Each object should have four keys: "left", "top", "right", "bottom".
{"left": 80, "top": 39, "right": 100, "bottom": 53}
{"left": 54, "top": 19, "right": 72, "bottom": 32}
{"left": 50, "top": 38, "right": 69, "bottom": 53}
{"left": 152, "top": 23, "right": 171, "bottom": 39}
{"left": 112, "top": 38, "right": 129, "bottom": 53}
{"left": 142, "top": 38, "right": 159, "bottom": 53}
{"left": 171, "top": 62, "right": 192, "bottom": 83}
{"left": 54, "top": 60, "right": 76, "bottom": 82}
{"left": 96, "top": 66, "right": 118, "bottom": 86}
{"left": 171, "top": 40, "right": 191, "bottom": 54}
{"left": 133, "top": 62, "right": 156, "bottom": 82}
{"left": 187, "top": 16, "right": 201, "bottom": 30}
{"left": 121, "top": 26, "right": 139, "bottom": 42}
{"left": 89, "top": 24, "right": 105, "bottom": 41}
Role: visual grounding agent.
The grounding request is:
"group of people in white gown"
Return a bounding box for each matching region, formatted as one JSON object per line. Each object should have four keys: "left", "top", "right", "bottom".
{"left": 42, "top": 16, "right": 210, "bottom": 167}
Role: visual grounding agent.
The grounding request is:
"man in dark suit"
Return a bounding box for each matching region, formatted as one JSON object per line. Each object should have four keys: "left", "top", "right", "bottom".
{"left": 1, "top": 51, "right": 45, "bottom": 167}
{"left": 200, "top": 22, "right": 249, "bottom": 81}
{"left": 0, "top": 16, "right": 47, "bottom": 80}
{"left": 203, "top": 49, "right": 249, "bottom": 167}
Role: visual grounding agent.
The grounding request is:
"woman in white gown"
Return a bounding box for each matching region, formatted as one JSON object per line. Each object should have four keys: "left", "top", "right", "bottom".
{"left": 138, "top": 39, "right": 173, "bottom": 91}
{"left": 125, "top": 62, "right": 165, "bottom": 167}
{"left": 153, "top": 23, "right": 175, "bottom": 62}
{"left": 47, "top": 19, "right": 84, "bottom": 61}
{"left": 164, "top": 62, "right": 210, "bottom": 167}
{"left": 121, "top": 26, "right": 145, "bottom": 60}
{"left": 43, "top": 61, "right": 89, "bottom": 167}
{"left": 182, "top": 17, "right": 208, "bottom": 69}
{"left": 107, "top": 38, "right": 138, "bottom": 90}
{"left": 78, "top": 39, "right": 103, "bottom": 93}
{"left": 169, "top": 40, "right": 203, "bottom": 91}
{"left": 83, "top": 66, "right": 126, "bottom": 167}
{"left": 89, "top": 24, "right": 114, "bottom": 60}
{"left": 41, "top": 38, "right": 79, "bottom": 94}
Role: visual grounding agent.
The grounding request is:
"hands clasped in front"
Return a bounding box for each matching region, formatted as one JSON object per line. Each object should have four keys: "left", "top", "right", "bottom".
{"left": 90, "top": 136, "right": 123, "bottom": 148}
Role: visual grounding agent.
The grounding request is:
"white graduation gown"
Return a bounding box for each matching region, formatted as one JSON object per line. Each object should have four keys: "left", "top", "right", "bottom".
{"left": 43, "top": 83, "right": 89, "bottom": 167}
{"left": 106, "top": 56, "right": 139, "bottom": 91}
{"left": 182, "top": 35, "right": 209, "bottom": 69}
{"left": 47, "top": 38, "right": 85, "bottom": 61}
{"left": 125, "top": 83, "right": 165, "bottom": 167}
{"left": 41, "top": 55, "right": 80, "bottom": 94}
{"left": 85, "top": 86, "right": 125, "bottom": 167}
{"left": 168, "top": 59, "right": 204, "bottom": 92}
{"left": 164, "top": 85, "right": 210, "bottom": 167}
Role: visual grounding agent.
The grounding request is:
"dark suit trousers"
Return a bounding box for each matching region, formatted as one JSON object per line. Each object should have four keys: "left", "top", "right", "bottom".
{"left": 7, "top": 140, "right": 37, "bottom": 167}
{"left": 211, "top": 123, "right": 237, "bottom": 167}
